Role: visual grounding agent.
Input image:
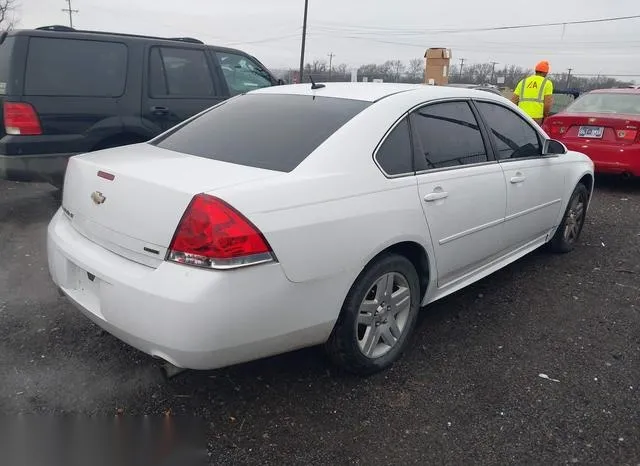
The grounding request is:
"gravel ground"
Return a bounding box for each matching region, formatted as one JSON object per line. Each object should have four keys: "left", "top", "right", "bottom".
{"left": 0, "top": 177, "right": 638, "bottom": 465}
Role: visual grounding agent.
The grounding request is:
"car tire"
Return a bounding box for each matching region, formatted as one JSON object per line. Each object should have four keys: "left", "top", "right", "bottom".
{"left": 325, "top": 253, "right": 421, "bottom": 375}
{"left": 548, "top": 183, "right": 589, "bottom": 253}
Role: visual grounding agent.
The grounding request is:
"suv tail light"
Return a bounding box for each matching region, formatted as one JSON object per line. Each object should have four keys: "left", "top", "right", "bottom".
{"left": 167, "top": 194, "right": 274, "bottom": 269}
{"left": 4, "top": 102, "right": 43, "bottom": 135}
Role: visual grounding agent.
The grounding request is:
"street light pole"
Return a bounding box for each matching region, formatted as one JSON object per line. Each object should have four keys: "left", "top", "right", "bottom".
{"left": 298, "top": 0, "right": 309, "bottom": 83}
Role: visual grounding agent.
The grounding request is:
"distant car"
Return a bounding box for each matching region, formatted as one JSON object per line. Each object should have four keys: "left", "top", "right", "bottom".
{"left": 48, "top": 83, "right": 594, "bottom": 375}
{"left": 446, "top": 83, "right": 503, "bottom": 96}
{"left": 550, "top": 89, "right": 581, "bottom": 116}
{"left": 543, "top": 88, "right": 640, "bottom": 178}
{"left": 0, "top": 26, "right": 280, "bottom": 188}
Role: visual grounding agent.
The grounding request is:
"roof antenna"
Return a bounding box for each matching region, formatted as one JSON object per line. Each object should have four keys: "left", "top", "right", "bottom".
{"left": 309, "top": 76, "right": 326, "bottom": 90}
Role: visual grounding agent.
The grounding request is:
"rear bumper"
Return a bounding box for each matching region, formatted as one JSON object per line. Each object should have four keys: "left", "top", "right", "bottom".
{"left": 563, "top": 141, "right": 640, "bottom": 176}
{"left": 47, "top": 209, "right": 343, "bottom": 370}
{"left": 0, "top": 153, "right": 73, "bottom": 184}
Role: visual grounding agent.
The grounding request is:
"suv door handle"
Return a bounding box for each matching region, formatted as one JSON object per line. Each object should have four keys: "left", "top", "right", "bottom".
{"left": 424, "top": 191, "right": 449, "bottom": 202}
{"left": 150, "top": 106, "right": 170, "bottom": 116}
{"left": 510, "top": 175, "right": 526, "bottom": 184}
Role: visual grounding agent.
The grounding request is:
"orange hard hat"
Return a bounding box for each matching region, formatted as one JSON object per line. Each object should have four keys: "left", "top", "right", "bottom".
{"left": 535, "top": 60, "right": 550, "bottom": 73}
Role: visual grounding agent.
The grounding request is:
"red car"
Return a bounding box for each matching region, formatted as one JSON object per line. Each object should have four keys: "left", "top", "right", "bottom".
{"left": 543, "top": 88, "right": 640, "bottom": 178}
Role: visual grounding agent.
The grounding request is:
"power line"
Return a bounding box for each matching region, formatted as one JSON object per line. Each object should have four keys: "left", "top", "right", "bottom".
{"left": 62, "top": 0, "right": 79, "bottom": 28}
{"left": 311, "top": 14, "right": 640, "bottom": 35}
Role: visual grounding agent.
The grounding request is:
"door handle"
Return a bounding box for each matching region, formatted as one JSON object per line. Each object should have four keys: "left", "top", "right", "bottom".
{"left": 424, "top": 191, "right": 449, "bottom": 202}
{"left": 150, "top": 106, "right": 170, "bottom": 116}
{"left": 510, "top": 175, "right": 526, "bottom": 184}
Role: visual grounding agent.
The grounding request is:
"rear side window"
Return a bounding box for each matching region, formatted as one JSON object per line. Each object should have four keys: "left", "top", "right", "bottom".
{"left": 154, "top": 94, "right": 370, "bottom": 172}
{"left": 375, "top": 117, "right": 414, "bottom": 176}
{"left": 25, "top": 37, "right": 127, "bottom": 97}
{"left": 0, "top": 36, "right": 15, "bottom": 94}
{"left": 149, "top": 46, "right": 216, "bottom": 97}
{"left": 410, "top": 101, "right": 488, "bottom": 170}
{"left": 475, "top": 102, "right": 541, "bottom": 159}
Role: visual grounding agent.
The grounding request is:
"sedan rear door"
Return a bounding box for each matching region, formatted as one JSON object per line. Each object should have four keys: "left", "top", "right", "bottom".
{"left": 411, "top": 100, "right": 506, "bottom": 288}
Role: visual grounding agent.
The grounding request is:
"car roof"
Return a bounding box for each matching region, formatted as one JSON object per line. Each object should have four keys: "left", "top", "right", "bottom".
{"left": 8, "top": 27, "right": 254, "bottom": 55}
{"left": 588, "top": 88, "right": 640, "bottom": 95}
{"left": 251, "top": 82, "right": 504, "bottom": 103}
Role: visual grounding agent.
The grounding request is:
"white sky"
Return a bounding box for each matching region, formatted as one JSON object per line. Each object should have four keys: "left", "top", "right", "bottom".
{"left": 19, "top": 0, "right": 640, "bottom": 78}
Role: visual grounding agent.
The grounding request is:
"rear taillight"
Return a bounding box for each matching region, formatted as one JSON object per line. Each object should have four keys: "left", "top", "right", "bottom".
{"left": 546, "top": 120, "right": 567, "bottom": 138}
{"left": 4, "top": 102, "right": 42, "bottom": 135}
{"left": 167, "top": 194, "right": 274, "bottom": 269}
{"left": 616, "top": 128, "right": 638, "bottom": 141}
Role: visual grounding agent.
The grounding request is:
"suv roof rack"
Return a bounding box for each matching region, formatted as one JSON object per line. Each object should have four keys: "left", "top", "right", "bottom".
{"left": 35, "top": 25, "right": 204, "bottom": 44}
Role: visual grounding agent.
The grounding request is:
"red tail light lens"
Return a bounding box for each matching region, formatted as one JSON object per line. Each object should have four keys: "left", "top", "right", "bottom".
{"left": 4, "top": 102, "right": 42, "bottom": 135}
{"left": 545, "top": 120, "right": 566, "bottom": 137}
{"left": 616, "top": 129, "right": 638, "bottom": 141}
{"left": 167, "top": 194, "right": 274, "bottom": 269}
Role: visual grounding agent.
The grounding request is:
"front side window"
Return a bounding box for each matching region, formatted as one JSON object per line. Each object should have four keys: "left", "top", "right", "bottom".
{"left": 475, "top": 102, "right": 541, "bottom": 160}
{"left": 216, "top": 51, "right": 273, "bottom": 96}
{"left": 375, "top": 117, "right": 413, "bottom": 176}
{"left": 410, "top": 101, "right": 488, "bottom": 170}
{"left": 25, "top": 38, "right": 127, "bottom": 97}
{"left": 154, "top": 94, "right": 370, "bottom": 172}
{"left": 149, "top": 47, "right": 216, "bottom": 97}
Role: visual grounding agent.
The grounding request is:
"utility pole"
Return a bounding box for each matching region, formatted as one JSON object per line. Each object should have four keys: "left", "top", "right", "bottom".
{"left": 490, "top": 61, "right": 499, "bottom": 84}
{"left": 298, "top": 0, "right": 309, "bottom": 84}
{"left": 566, "top": 68, "right": 573, "bottom": 88}
{"left": 62, "top": 0, "right": 79, "bottom": 28}
{"left": 328, "top": 52, "right": 335, "bottom": 80}
{"left": 459, "top": 58, "right": 466, "bottom": 79}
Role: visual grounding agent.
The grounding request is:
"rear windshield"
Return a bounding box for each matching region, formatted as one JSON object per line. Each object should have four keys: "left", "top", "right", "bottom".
{"left": 0, "top": 36, "right": 15, "bottom": 94}
{"left": 153, "top": 94, "right": 371, "bottom": 172}
{"left": 565, "top": 93, "right": 640, "bottom": 115}
{"left": 25, "top": 37, "right": 127, "bottom": 97}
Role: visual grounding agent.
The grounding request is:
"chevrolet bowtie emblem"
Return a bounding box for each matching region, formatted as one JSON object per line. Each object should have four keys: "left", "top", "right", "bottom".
{"left": 91, "top": 191, "right": 106, "bottom": 205}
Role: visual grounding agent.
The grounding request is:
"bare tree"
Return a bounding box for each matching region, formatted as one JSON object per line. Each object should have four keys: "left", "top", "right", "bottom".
{"left": 407, "top": 58, "right": 424, "bottom": 83}
{"left": 0, "top": 0, "right": 17, "bottom": 31}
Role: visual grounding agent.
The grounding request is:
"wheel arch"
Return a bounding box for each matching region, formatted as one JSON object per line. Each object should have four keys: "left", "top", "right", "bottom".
{"left": 357, "top": 239, "right": 434, "bottom": 305}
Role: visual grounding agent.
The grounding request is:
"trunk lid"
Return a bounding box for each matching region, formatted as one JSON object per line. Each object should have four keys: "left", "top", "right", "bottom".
{"left": 62, "top": 143, "right": 281, "bottom": 267}
{"left": 546, "top": 112, "right": 640, "bottom": 145}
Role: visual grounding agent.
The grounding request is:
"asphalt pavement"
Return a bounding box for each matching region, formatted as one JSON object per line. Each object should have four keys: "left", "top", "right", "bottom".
{"left": 0, "top": 178, "right": 638, "bottom": 465}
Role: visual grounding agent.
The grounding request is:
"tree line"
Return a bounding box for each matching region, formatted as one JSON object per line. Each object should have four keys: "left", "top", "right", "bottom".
{"left": 279, "top": 59, "right": 634, "bottom": 92}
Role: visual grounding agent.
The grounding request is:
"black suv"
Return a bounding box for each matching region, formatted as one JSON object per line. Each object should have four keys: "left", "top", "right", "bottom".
{"left": 0, "top": 26, "right": 281, "bottom": 187}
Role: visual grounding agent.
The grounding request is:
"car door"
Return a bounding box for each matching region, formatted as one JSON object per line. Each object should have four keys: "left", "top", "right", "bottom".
{"left": 142, "top": 45, "right": 225, "bottom": 133}
{"left": 474, "top": 101, "right": 566, "bottom": 250}
{"left": 411, "top": 100, "right": 507, "bottom": 288}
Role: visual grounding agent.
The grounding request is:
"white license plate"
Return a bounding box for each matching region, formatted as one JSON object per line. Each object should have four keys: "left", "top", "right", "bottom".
{"left": 578, "top": 126, "right": 604, "bottom": 138}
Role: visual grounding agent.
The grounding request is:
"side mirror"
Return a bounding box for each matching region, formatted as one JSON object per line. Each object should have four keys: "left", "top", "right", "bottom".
{"left": 542, "top": 139, "right": 567, "bottom": 156}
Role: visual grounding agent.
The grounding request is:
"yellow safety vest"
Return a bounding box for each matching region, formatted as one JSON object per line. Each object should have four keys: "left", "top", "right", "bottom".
{"left": 514, "top": 75, "right": 554, "bottom": 119}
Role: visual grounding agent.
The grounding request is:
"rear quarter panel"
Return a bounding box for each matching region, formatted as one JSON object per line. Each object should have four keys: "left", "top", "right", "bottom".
{"left": 211, "top": 93, "right": 438, "bottom": 287}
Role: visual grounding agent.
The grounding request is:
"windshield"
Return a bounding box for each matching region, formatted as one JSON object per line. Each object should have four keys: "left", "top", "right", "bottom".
{"left": 153, "top": 94, "right": 371, "bottom": 172}
{"left": 565, "top": 93, "right": 640, "bottom": 115}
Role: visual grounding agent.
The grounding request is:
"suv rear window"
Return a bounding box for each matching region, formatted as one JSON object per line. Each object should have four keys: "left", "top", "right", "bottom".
{"left": 25, "top": 37, "right": 127, "bottom": 97}
{"left": 153, "top": 94, "right": 371, "bottom": 172}
{"left": 0, "top": 36, "right": 15, "bottom": 94}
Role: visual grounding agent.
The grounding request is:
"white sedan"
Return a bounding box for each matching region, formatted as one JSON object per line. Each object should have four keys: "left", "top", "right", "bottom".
{"left": 47, "top": 83, "right": 594, "bottom": 375}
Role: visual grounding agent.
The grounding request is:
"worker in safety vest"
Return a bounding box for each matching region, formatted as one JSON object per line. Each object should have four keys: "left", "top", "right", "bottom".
{"left": 511, "top": 60, "right": 554, "bottom": 124}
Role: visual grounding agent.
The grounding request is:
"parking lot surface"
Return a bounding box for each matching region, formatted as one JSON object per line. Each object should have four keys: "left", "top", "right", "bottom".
{"left": 0, "top": 178, "right": 638, "bottom": 465}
